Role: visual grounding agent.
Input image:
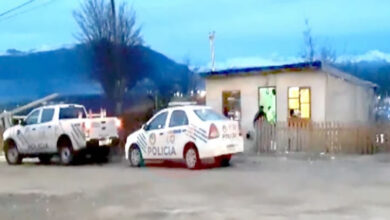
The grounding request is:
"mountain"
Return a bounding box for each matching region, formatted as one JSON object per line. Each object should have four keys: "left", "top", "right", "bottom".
{"left": 0, "top": 44, "right": 202, "bottom": 111}
{"left": 335, "top": 59, "right": 390, "bottom": 95}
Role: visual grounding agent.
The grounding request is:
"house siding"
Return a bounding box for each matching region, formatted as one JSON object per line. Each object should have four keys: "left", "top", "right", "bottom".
{"left": 325, "top": 73, "right": 375, "bottom": 122}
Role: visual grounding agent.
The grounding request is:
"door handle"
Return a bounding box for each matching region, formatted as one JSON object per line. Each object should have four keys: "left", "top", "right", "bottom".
{"left": 159, "top": 132, "right": 164, "bottom": 136}
{"left": 48, "top": 126, "right": 52, "bottom": 128}
{"left": 32, "top": 128, "right": 36, "bottom": 131}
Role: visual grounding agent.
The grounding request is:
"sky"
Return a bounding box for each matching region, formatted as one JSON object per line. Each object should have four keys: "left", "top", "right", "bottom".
{"left": 1, "top": 0, "right": 390, "bottom": 69}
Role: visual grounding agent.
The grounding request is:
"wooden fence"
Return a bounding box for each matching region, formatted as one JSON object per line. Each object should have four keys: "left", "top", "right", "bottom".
{"left": 255, "top": 120, "right": 390, "bottom": 154}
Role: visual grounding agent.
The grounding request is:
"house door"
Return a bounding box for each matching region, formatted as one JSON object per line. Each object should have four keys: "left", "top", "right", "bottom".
{"left": 258, "top": 87, "right": 276, "bottom": 123}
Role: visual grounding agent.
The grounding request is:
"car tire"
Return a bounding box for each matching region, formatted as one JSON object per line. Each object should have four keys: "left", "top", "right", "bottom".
{"left": 59, "top": 142, "right": 74, "bottom": 166}
{"left": 4, "top": 141, "right": 22, "bottom": 165}
{"left": 129, "top": 146, "right": 143, "bottom": 167}
{"left": 38, "top": 155, "right": 52, "bottom": 165}
{"left": 184, "top": 146, "right": 201, "bottom": 170}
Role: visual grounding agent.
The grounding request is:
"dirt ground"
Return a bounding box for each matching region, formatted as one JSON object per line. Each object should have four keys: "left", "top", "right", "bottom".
{"left": 0, "top": 153, "right": 390, "bottom": 220}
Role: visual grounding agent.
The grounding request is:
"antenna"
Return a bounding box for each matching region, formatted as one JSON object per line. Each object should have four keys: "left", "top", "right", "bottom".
{"left": 209, "top": 31, "right": 216, "bottom": 71}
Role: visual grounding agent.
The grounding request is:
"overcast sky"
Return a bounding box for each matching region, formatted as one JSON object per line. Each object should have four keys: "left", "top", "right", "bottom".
{"left": 1, "top": 0, "right": 390, "bottom": 69}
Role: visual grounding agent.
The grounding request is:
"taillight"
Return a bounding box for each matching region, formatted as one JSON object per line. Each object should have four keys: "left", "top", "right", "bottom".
{"left": 115, "top": 118, "right": 122, "bottom": 128}
{"left": 208, "top": 123, "right": 219, "bottom": 139}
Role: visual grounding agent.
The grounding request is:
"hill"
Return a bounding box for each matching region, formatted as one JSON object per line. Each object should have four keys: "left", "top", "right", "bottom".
{"left": 0, "top": 44, "right": 202, "bottom": 111}
{"left": 335, "top": 60, "right": 390, "bottom": 94}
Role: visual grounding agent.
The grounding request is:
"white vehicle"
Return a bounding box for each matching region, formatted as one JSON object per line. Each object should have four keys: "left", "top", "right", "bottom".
{"left": 3, "top": 104, "right": 120, "bottom": 165}
{"left": 125, "top": 105, "right": 244, "bottom": 169}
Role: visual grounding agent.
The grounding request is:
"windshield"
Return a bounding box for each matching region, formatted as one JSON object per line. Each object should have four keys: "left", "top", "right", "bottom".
{"left": 59, "top": 107, "right": 86, "bottom": 119}
{"left": 194, "top": 109, "right": 227, "bottom": 121}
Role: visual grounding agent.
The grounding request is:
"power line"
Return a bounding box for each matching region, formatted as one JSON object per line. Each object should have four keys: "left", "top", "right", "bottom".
{"left": 0, "top": 0, "right": 36, "bottom": 17}
{"left": 0, "top": 0, "right": 59, "bottom": 23}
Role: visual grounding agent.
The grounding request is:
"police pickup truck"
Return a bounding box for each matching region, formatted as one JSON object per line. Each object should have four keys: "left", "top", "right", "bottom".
{"left": 125, "top": 105, "right": 244, "bottom": 169}
{"left": 3, "top": 104, "right": 120, "bottom": 165}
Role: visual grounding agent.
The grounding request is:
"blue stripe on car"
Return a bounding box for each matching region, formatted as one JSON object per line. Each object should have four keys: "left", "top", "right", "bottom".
{"left": 194, "top": 129, "right": 207, "bottom": 140}
{"left": 194, "top": 133, "right": 207, "bottom": 143}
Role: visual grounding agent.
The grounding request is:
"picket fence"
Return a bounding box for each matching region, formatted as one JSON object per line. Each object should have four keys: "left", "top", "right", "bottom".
{"left": 255, "top": 120, "right": 390, "bottom": 154}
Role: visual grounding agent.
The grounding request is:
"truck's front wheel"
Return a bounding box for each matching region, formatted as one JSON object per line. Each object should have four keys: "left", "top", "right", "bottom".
{"left": 4, "top": 140, "right": 22, "bottom": 165}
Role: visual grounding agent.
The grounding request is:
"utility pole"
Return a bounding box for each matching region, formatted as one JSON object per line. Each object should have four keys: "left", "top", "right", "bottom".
{"left": 209, "top": 31, "right": 216, "bottom": 71}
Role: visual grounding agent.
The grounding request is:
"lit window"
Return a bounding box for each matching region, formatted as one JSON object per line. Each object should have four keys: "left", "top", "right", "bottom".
{"left": 288, "top": 87, "right": 311, "bottom": 119}
{"left": 222, "top": 91, "right": 241, "bottom": 121}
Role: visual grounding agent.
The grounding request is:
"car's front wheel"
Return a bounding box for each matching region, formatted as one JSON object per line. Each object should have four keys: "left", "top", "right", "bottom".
{"left": 184, "top": 146, "right": 201, "bottom": 169}
{"left": 129, "top": 146, "right": 143, "bottom": 167}
{"left": 4, "top": 140, "right": 22, "bottom": 165}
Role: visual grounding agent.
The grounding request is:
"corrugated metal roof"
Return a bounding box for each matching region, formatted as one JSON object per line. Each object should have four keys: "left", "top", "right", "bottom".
{"left": 201, "top": 61, "right": 377, "bottom": 88}
{"left": 200, "top": 61, "right": 322, "bottom": 77}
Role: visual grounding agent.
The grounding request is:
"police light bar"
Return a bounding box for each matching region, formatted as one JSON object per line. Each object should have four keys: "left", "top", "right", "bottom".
{"left": 168, "top": 101, "right": 197, "bottom": 107}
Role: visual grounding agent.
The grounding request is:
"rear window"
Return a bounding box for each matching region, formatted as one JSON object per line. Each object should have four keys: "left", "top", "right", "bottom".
{"left": 194, "top": 109, "right": 227, "bottom": 121}
{"left": 59, "top": 107, "right": 86, "bottom": 119}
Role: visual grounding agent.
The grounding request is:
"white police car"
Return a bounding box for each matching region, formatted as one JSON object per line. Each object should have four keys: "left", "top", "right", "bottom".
{"left": 125, "top": 105, "right": 244, "bottom": 169}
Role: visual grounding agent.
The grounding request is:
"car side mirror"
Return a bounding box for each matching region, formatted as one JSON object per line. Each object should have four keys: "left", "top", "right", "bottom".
{"left": 143, "top": 124, "right": 149, "bottom": 131}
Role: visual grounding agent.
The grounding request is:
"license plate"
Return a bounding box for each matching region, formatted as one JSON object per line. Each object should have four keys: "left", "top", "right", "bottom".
{"left": 99, "top": 139, "right": 111, "bottom": 146}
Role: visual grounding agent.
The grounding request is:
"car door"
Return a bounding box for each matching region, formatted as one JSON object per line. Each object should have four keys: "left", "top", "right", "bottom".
{"left": 142, "top": 111, "right": 168, "bottom": 159}
{"left": 37, "top": 108, "right": 56, "bottom": 153}
{"left": 166, "top": 110, "right": 189, "bottom": 159}
{"left": 21, "top": 108, "right": 41, "bottom": 153}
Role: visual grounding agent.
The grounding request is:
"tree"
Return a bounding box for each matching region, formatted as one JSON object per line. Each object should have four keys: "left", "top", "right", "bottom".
{"left": 73, "top": 0, "right": 143, "bottom": 114}
{"left": 301, "top": 19, "right": 315, "bottom": 63}
{"left": 301, "top": 19, "right": 337, "bottom": 64}
{"left": 319, "top": 44, "right": 337, "bottom": 63}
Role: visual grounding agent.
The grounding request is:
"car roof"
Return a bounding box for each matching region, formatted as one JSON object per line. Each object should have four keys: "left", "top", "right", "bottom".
{"left": 152, "top": 105, "right": 211, "bottom": 116}
{"left": 165, "top": 105, "right": 211, "bottom": 111}
{"left": 39, "top": 103, "right": 85, "bottom": 109}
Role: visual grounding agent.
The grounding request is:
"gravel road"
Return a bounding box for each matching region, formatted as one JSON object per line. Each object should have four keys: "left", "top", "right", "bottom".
{"left": 1, "top": 154, "right": 390, "bottom": 220}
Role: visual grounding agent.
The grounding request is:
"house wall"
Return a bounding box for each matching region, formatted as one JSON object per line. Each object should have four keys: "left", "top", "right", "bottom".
{"left": 275, "top": 72, "right": 326, "bottom": 122}
{"left": 205, "top": 72, "right": 266, "bottom": 133}
{"left": 325, "top": 74, "right": 375, "bottom": 122}
{"left": 205, "top": 70, "right": 327, "bottom": 152}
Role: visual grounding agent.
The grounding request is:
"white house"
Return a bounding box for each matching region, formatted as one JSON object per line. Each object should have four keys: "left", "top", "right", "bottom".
{"left": 202, "top": 61, "right": 377, "bottom": 149}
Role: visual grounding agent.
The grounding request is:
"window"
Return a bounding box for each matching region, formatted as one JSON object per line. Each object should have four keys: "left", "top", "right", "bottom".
{"left": 41, "top": 108, "right": 55, "bottom": 123}
{"left": 258, "top": 87, "right": 277, "bottom": 123}
{"left": 59, "top": 107, "right": 86, "bottom": 119}
{"left": 147, "top": 112, "right": 168, "bottom": 130}
{"left": 169, "top": 110, "right": 189, "bottom": 127}
{"left": 288, "top": 87, "right": 311, "bottom": 119}
{"left": 194, "top": 109, "right": 226, "bottom": 121}
{"left": 25, "top": 109, "right": 40, "bottom": 125}
{"left": 222, "top": 90, "right": 241, "bottom": 121}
